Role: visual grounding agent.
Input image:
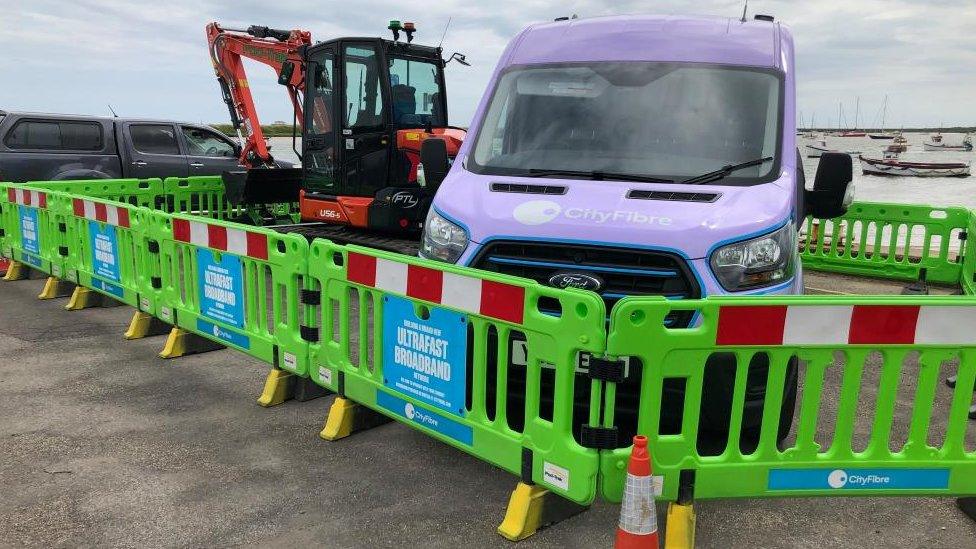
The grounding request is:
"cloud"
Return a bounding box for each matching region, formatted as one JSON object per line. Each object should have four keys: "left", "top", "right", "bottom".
{"left": 0, "top": 0, "right": 972, "bottom": 128}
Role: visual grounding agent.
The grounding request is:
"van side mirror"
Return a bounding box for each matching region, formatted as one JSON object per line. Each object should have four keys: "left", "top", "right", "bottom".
{"left": 805, "top": 152, "right": 854, "bottom": 219}
{"left": 420, "top": 138, "right": 450, "bottom": 190}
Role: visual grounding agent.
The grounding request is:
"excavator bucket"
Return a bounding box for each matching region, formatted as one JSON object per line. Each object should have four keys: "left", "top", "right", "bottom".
{"left": 222, "top": 169, "right": 303, "bottom": 207}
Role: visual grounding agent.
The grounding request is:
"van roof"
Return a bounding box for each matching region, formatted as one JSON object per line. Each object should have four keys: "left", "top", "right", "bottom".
{"left": 506, "top": 14, "right": 784, "bottom": 69}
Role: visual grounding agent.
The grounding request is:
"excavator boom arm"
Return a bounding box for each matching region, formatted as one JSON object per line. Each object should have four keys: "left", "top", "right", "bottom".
{"left": 206, "top": 22, "right": 312, "bottom": 167}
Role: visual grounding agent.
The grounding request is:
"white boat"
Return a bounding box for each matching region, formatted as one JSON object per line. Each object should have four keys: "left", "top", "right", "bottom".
{"left": 806, "top": 140, "right": 859, "bottom": 158}
{"left": 859, "top": 154, "right": 971, "bottom": 177}
{"left": 923, "top": 135, "right": 972, "bottom": 152}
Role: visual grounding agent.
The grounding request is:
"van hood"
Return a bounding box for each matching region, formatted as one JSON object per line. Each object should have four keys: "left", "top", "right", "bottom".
{"left": 434, "top": 171, "right": 794, "bottom": 260}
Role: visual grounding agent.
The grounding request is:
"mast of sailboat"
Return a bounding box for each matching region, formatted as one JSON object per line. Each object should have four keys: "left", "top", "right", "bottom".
{"left": 853, "top": 96, "right": 860, "bottom": 130}
{"left": 880, "top": 95, "right": 888, "bottom": 132}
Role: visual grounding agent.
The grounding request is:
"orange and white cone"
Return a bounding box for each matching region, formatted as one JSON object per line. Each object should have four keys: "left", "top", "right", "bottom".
{"left": 615, "top": 435, "right": 658, "bottom": 549}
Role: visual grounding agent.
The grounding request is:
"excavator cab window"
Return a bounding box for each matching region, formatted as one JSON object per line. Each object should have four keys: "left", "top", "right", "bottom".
{"left": 388, "top": 56, "right": 445, "bottom": 128}
{"left": 303, "top": 48, "right": 338, "bottom": 193}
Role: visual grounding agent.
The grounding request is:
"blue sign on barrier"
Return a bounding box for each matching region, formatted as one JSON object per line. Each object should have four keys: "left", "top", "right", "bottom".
{"left": 382, "top": 295, "right": 467, "bottom": 417}
{"left": 197, "top": 249, "right": 244, "bottom": 328}
{"left": 19, "top": 206, "right": 39, "bottom": 255}
{"left": 89, "top": 221, "right": 120, "bottom": 282}
{"left": 769, "top": 468, "right": 950, "bottom": 491}
{"left": 196, "top": 318, "right": 250, "bottom": 350}
{"left": 376, "top": 391, "right": 473, "bottom": 445}
{"left": 91, "top": 278, "right": 124, "bottom": 299}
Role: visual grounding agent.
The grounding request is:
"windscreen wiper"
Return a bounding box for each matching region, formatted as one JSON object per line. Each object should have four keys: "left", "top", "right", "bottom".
{"left": 524, "top": 168, "right": 673, "bottom": 183}
{"left": 681, "top": 156, "right": 774, "bottom": 185}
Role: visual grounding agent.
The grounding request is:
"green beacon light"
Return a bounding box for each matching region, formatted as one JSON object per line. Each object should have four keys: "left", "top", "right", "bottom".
{"left": 389, "top": 20, "right": 402, "bottom": 41}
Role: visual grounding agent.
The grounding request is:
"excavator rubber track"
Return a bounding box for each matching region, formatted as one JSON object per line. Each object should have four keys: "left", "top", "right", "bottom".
{"left": 272, "top": 223, "right": 421, "bottom": 256}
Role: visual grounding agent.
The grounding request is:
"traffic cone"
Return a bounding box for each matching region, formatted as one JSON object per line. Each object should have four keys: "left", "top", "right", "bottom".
{"left": 615, "top": 435, "right": 659, "bottom": 548}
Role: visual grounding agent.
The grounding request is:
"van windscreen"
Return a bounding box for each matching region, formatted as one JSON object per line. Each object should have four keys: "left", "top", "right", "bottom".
{"left": 469, "top": 62, "right": 782, "bottom": 185}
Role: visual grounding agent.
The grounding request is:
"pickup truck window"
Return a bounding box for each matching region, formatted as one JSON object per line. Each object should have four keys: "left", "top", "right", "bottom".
{"left": 130, "top": 124, "right": 180, "bottom": 155}
{"left": 5, "top": 120, "right": 102, "bottom": 151}
{"left": 470, "top": 62, "right": 783, "bottom": 186}
{"left": 181, "top": 126, "right": 235, "bottom": 157}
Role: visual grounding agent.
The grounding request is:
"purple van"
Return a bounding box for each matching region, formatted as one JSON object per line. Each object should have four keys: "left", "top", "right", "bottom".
{"left": 418, "top": 14, "right": 853, "bottom": 449}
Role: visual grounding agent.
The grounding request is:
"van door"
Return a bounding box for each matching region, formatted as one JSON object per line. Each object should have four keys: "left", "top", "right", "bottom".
{"left": 123, "top": 122, "right": 188, "bottom": 178}
{"left": 178, "top": 125, "right": 241, "bottom": 175}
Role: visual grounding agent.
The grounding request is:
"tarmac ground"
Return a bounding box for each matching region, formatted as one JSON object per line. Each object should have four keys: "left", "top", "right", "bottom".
{"left": 1, "top": 271, "right": 975, "bottom": 548}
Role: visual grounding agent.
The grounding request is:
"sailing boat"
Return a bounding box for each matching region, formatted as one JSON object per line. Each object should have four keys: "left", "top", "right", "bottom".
{"left": 869, "top": 95, "right": 896, "bottom": 139}
{"left": 839, "top": 97, "right": 866, "bottom": 137}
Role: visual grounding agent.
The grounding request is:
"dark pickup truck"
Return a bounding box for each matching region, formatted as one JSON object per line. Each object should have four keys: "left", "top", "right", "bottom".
{"left": 0, "top": 111, "right": 251, "bottom": 181}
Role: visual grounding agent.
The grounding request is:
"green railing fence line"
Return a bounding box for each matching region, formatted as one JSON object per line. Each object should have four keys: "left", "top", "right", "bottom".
{"left": 2, "top": 179, "right": 976, "bottom": 538}
{"left": 801, "top": 202, "right": 971, "bottom": 286}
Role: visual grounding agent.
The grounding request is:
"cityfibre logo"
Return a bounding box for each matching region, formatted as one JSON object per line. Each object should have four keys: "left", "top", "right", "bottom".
{"left": 512, "top": 200, "right": 672, "bottom": 227}
{"left": 828, "top": 469, "right": 892, "bottom": 489}
{"left": 404, "top": 402, "right": 439, "bottom": 428}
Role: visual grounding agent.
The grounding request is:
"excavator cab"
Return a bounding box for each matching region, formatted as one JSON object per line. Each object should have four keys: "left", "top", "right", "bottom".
{"left": 299, "top": 29, "right": 464, "bottom": 233}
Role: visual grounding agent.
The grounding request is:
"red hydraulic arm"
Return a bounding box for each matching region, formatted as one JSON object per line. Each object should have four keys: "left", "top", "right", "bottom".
{"left": 206, "top": 22, "right": 312, "bottom": 168}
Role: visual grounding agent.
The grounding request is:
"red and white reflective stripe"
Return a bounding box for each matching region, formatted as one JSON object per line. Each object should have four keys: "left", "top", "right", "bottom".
{"left": 71, "top": 199, "right": 131, "bottom": 228}
{"left": 716, "top": 304, "right": 976, "bottom": 346}
{"left": 346, "top": 251, "right": 526, "bottom": 324}
{"left": 171, "top": 218, "right": 268, "bottom": 260}
{"left": 7, "top": 188, "right": 47, "bottom": 208}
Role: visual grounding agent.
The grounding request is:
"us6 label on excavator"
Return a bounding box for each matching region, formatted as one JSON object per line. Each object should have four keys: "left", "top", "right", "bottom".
{"left": 382, "top": 294, "right": 468, "bottom": 417}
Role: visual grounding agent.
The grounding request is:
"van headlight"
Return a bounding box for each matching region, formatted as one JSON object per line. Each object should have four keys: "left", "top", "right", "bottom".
{"left": 710, "top": 224, "right": 796, "bottom": 291}
{"left": 421, "top": 209, "right": 468, "bottom": 263}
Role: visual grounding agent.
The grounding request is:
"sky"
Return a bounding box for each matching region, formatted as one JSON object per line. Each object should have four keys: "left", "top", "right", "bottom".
{"left": 0, "top": 0, "right": 973, "bottom": 129}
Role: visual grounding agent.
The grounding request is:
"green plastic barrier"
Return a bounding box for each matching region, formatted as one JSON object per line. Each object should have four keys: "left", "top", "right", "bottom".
{"left": 961, "top": 212, "right": 976, "bottom": 296}
{"left": 801, "top": 202, "right": 971, "bottom": 286}
{"left": 162, "top": 176, "right": 300, "bottom": 223}
{"left": 61, "top": 194, "right": 148, "bottom": 307}
{"left": 304, "top": 240, "right": 608, "bottom": 505}
{"left": 24, "top": 178, "right": 165, "bottom": 209}
{"left": 0, "top": 184, "right": 66, "bottom": 276}
{"left": 151, "top": 210, "right": 310, "bottom": 370}
{"left": 600, "top": 295, "right": 976, "bottom": 503}
{"left": 162, "top": 176, "right": 244, "bottom": 219}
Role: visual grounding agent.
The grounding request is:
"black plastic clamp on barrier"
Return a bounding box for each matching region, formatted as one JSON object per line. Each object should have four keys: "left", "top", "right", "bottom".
{"left": 960, "top": 231, "right": 968, "bottom": 241}
{"left": 0, "top": 229, "right": 5, "bottom": 238}
{"left": 587, "top": 357, "right": 627, "bottom": 383}
{"left": 58, "top": 222, "right": 67, "bottom": 233}
{"left": 300, "top": 325, "right": 319, "bottom": 342}
{"left": 147, "top": 240, "right": 160, "bottom": 254}
{"left": 151, "top": 277, "right": 162, "bottom": 289}
{"left": 300, "top": 289, "right": 321, "bottom": 306}
{"left": 579, "top": 425, "right": 618, "bottom": 449}
{"left": 58, "top": 246, "right": 68, "bottom": 257}
{"left": 521, "top": 447, "right": 534, "bottom": 484}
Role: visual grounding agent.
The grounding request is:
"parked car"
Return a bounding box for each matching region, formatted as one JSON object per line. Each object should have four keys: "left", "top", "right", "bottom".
{"left": 0, "top": 111, "right": 279, "bottom": 182}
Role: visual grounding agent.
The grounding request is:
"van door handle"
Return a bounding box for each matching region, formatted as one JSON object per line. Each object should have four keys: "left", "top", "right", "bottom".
{"left": 131, "top": 161, "right": 147, "bottom": 166}
{"left": 189, "top": 162, "right": 204, "bottom": 168}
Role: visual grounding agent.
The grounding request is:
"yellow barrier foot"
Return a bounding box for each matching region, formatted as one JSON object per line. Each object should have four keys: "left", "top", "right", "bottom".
{"left": 497, "top": 482, "right": 587, "bottom": 541}
{"left": 257, "top": 369, "right": 331, "bottom": 408}
{"left": 38, "top": 277, "right": 74, "bottom": 300}
{"left": 2, "top": 261, "right": 29, "bottom": 281}
{"left": 257, "top": 368, "right": 294, "bottom": 407}
{"left": 960, "top": 498, "right": 976, "bottom": 523}
{"left": 65, "top": 287, "right": 122, "bottom": 310}
{"left": 319, "top": 396, "right": 391, "bottom": 441}
{"left": 124, "top": 311, "right": 171, "bottom": 340}
{"left": 158, "top": 327, "right": 225, "bottom": 359}
{"left": 664, "top": 502, "right": 696, "bottom": 549}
